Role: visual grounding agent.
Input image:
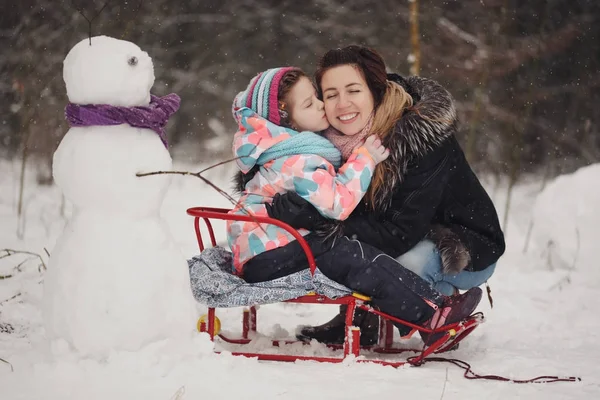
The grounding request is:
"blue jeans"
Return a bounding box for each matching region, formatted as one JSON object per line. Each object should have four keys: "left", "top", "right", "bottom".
{"left": 396, "top": 240, "right": 496, "bottom": 296}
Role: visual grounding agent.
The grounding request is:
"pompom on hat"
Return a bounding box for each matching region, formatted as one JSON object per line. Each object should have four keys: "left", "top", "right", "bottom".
{"left": 232, "top": 67, "right": 298, "bottom": 125}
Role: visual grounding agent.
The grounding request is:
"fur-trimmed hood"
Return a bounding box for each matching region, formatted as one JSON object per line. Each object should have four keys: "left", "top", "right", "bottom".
{"left": 375, "top": 75, "right": 457, "bottom": 212}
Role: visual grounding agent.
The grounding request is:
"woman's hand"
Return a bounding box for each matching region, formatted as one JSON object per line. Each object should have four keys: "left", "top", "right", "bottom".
{"left": 266, "top": 192, "right": 328, "bottom": 231}
{"left": 363, "top": 135, "right": 389, "bottom": 164}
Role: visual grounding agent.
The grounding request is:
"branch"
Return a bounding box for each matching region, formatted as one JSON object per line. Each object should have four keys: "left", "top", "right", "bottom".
{"left": 458, "top": 99, "right": 558, "bottom": 136}
{"left": 136, "top": 158, "right": 270, "bottom": 235}
{"left": 0, "top": 357, "right": 13, "bottom": 372}
{"left": 0, "top": 292, "right": 21, "bottom": 305}
{"left": 523, "top": 164, "right": 553, "bottom": 254}
{"left": 119, "top": 0, "right": 146, "bottom": 40}
{"left": 487, "top": 22, "right": 582, "bottom": 77}
{"left": 141, "top": 13, "right": 232, "bottom": 27}
{"left": 549, "top": 274, "right": 571, "bottom": 291}
{"left": 437, "top": 17, "right": 484, "bottom": 48}
{"left": 524, "top": 73, "right": 600, "bottom": 102}
{"left": 16, "top": 256, "right": 35, "bottom": 271}
{"left": 571, "top": 227, "right": 580, "bottom": 270}
{"left": 430, "top": 19, "right": 587, "bottom": 81}
{"left": 460, "top": 98, "right": 600, "bottom": 164}
{"left": 478, "top": 0, "right": 506, "bottom": 7}
{"left": 136, "top": 170, "right": 240, "bottom": 208}
{"left": 169, "top": 386, "right": 186, "bottom": 400}
{"left": 69, "top": 0, "right": 111, "bottom": 44}
{"left": 0, "top": 249, "right": 47, "bottom": 271}
{"left": 196, "top": 157, "right": 240, "bottom": 175}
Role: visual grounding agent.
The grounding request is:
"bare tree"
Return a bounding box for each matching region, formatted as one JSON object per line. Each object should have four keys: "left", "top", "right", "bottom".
{"left": 409, "top": 0, "right": 421, "bottom": 76}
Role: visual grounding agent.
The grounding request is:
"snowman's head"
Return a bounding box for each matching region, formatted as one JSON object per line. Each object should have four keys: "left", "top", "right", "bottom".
{"left": 63, "top": 36, "right": 155, "bottom": 107}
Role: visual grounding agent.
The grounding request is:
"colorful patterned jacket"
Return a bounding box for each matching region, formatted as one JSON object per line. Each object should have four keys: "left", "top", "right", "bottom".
{"left": 227, "top": 108, "right": 376, "bottom": 273}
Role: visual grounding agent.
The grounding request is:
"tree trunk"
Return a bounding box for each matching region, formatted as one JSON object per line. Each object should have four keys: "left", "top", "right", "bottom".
{"left": 409, "top": 0, "right": 420, "bottom": 76}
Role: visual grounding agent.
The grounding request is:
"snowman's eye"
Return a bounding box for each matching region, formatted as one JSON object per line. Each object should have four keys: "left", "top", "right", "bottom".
{"left": 128, "top": 56, "right": 138, "bottom": 66}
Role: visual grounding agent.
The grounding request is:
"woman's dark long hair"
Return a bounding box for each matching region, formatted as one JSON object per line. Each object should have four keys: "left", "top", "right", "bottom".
{"left": 315, "top": 46, "right": 413, "bottom": 209}
{"left": 315, "top": 45, "right": 388, "bottom": 107}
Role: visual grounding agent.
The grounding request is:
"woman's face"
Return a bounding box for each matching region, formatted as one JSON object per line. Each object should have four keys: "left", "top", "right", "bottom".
{"left": 321, "top": 65, "right": 375, "bottom": 136}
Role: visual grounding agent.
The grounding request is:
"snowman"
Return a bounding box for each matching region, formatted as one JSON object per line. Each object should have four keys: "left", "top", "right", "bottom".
{"left": 44, "top": 35, "right": 196, "bottom": 356}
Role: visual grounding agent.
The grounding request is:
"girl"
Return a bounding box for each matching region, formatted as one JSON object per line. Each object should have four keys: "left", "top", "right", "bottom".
{"left": 230, "top": 66, "right": 483, "bottom": 347}
{"left": 227, "top": 67, "right": 388, "bottom": 273}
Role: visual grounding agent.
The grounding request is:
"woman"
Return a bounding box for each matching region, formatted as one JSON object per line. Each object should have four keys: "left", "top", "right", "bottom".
{"left": 266, "top": 45, "right": 505, "bottom": 345}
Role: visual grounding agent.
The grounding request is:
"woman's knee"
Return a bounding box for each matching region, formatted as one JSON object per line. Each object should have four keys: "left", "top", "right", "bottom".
{"left": 396, "top": 240, "right": 441, "bottom": 283}
{"left": 446, "top": 262, "right": 497, "bottom": 290}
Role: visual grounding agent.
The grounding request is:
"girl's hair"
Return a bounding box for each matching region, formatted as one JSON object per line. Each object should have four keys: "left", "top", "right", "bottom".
{"left": 315, "top": 45, "right": 413, "bottom": 209}
{"left": 277, "top": 69, "right": 308, "bottom": 128}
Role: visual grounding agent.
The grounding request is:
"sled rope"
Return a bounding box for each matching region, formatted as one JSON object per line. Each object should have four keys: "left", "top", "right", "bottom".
{"left": 407, "top": 310, "right": 580, "bottom": 383}
{"left": 408, "top": 356, "right": 581, "bottom": 383}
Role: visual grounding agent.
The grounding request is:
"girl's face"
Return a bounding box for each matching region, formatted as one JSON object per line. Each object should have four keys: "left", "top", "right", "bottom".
{"left": 321, "top": 65, "right": 375, "bottom": 136}
{"left": 287, "top": 76, "right": 330, "bottom": 132}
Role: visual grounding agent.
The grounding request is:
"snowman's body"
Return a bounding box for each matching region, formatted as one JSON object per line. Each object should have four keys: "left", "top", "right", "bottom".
{"left": 44, "top": 36, "right": 195, "bottom": 356}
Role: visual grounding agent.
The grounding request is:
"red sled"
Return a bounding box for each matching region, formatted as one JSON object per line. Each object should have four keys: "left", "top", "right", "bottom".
{"left": 187, "top": 206, "right": 484, "bottom": 368}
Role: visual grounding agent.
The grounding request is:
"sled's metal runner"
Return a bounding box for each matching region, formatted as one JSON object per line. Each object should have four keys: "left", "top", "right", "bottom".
{"left": 188, "top": 206, "right": 483, "bottom": 367}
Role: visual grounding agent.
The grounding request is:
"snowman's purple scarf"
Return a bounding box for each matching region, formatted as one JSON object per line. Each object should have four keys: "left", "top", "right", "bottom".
{"left": 64, "top": 94, "right": 180, "bottom": 147}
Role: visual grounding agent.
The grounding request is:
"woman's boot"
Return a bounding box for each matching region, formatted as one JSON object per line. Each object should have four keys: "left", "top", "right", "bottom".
{"left": 419, "top": 287, "right": 482, "bottom": 346}
{"left": 296, "top": 305, "right": 379, "bottom": 346}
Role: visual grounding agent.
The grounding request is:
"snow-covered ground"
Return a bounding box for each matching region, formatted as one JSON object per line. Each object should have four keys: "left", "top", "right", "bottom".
{"left": 1, "top": 158, "right": 598, "bottom": 399}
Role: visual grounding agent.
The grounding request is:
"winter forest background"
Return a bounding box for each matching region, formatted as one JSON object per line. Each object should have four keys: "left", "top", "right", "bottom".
{"left": 2, "top": 1, "right": 600, "bottom": 397}
{"left": 2, "top": 0, "right": 599, "bottom": 188}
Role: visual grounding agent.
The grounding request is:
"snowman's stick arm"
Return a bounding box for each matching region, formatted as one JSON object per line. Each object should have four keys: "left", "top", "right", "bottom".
{"left": 136, "top": 165, "right": 268, "bottom": 235}
{"left": 197, "top": 157, "right": 241, "bottom": 175}
{"left": 136, "top": 156, "right": 242, "bottom": 208}
{"left": 136, "top": 170, "right": 239, "bottom": 208}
